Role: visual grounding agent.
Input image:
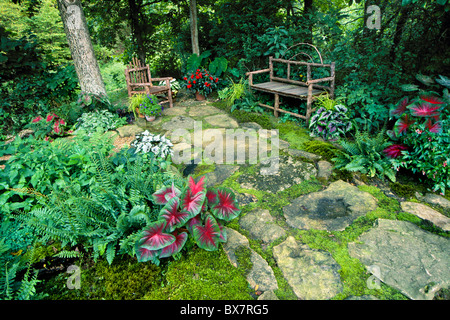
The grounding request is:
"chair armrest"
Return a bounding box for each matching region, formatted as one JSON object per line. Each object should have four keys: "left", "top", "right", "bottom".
{"left": 307, "top": 76, "right": 334, "bottom": 84}
{"left": 151, "top": 77, "right": 174, "bottom": 82}
{"left": 245, "top": 69, "right": 271, "bottom": 76}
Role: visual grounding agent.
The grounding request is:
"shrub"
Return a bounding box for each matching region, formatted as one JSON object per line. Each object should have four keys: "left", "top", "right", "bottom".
{"left": 182, "top": 69, "right": 220, "bottom": 97}
{"left": 74, "top": 109, "right": 127, "bottom": 136}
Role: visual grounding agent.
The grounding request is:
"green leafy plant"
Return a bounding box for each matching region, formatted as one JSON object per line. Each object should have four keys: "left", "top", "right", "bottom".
{"left": 385, "top": 94, "right": 450, "bottom": 194}
{"left": 333, "top": 127, "right": 396, "bottom": 182}
{"left": 74, "top": 109, "right": 127, "bottom": 136}
{"left": 139, "top": 94, "right": 163, "bottom": 117}
{"left": 182, "top": 69, "right": 220, "bottom": 97}
{"left": 128, "top": 94, "right": 146, "bottom": 117}
{"left": 309, "top": 105, "right": 352, "bottom": 140}
{"left": 25, "top": 113, "right": 68, "bottom": 141}
{"left": 131, "top": 131, "right": 173, "bottom": 160}
{"left": 135, "top": 175, "right": 241, "bottom": 265}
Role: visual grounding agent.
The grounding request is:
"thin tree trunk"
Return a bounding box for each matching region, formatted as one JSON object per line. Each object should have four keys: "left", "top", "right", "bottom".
{"left": 128, "top": 0, "right": 147, "bottom": 64}
{"left": 57, "top": 0, "right": 107, "bottom": 97}
{"left": 189, "top": 0, "right": 200, "bottom": 55}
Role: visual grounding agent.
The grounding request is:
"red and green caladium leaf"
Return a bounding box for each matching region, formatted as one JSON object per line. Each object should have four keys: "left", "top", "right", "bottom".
{"left": 153, "top": 183, "right": 181, "bottom": 205}
{"left": 137, "top": 220, "right": 175, "bottom": 251}
{"left": 210, "top": 188, "right": 241, "bottom": 222}
{"left": 135, "top": 245, "right": 160, "bottom": 264}
{"left": 160, "top": 231, "right": 188, "bottom": 258}
{"left": 394, "top": 114, "right": 415, "bottom": 136}
{"left": 390, "top": 97, "right": 412, "bottom": 118}
{"left": 193, "top": 215, "right": 221, "bottom": 251}
{"left": 383, "top": 144, "right": 408, "bottom": 159}
{"left": 420, "top": 95, "right": 445, "bottom": 105}
{"left": 218, "top": 221, "right": 227, "bottom": 243}
{"left": 407, "top": 101, "right": 441, "bottom": 117}
{"left": 425, "top": 119, "right": 443, "bottom": 134}
{"left": 188, "top": 175, "right": 207, "bottom": 195}
{"left": 180, "top": 188, "right": 206, "bottom": 218}
{"left": 186, "top": 214, "right": 202, "bottom": 234}
{"left": 159, "top": 198, "right": 191, "bottom": 232}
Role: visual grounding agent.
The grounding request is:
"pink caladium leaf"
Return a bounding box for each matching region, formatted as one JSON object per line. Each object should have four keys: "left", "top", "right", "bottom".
{"left": 159, "top": 198, "right": 191, "bottom": 232}
{"left": 394, "top": 114, "right": 415, "bottom": 136}
{"left": 425, "top": 119, "right": 442, "bottom": 134}
{"left": 217, "top": 221, "right": 227, "bottom": 243}
{"left": 408, "top": 101, "right": 441, "bottom": 117}
{"left": 383, "top": 144, "right": 408, "bottom": 159}
{"left": 420, "top": 95, "right": 444, "bottom": 105}
{"left": 180, "top": 188, "right": 206, "bottom": 217}
{"left": 186, "top": 215, "right": 202, "bottom": 234}
{"left": 390, "top": 97, "right": 411, "bottom": 118}
{"left": 210, "top": 188, "right": 241, "bottom": 222}
{"left": 206, "top": 188, "right": 218, "bottom": 205}
{"left": 188, "top": 175, "right": 207, "bottom": 195}
{"left": 152, "top": 183, "right": 181, "bottom": 205}
{"left": 138, "top": 220, "right": 175, "bottom": 251}
{"left": 193, "top": 215, "right": 220, "bottom": 251}
{"left": 135, "top": 245, "right": 160, "bottom": 264}
{"left": 159, "top": 231, "right": 188, "bottom": 258}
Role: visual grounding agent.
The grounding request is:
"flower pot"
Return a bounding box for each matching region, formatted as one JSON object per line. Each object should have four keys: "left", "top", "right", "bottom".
{"left": 195, "top": 92, "right": 206, "bottom": 101}
{"left": 145, "top": 115, "right": 156, "bottom": 122}
{"left": 136, "top": 108, "right": 144, "bottom": 118}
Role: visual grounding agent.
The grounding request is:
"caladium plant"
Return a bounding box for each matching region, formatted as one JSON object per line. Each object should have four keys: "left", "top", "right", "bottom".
{"left": 135, "top": 175, "right": 241, "bottom": 265}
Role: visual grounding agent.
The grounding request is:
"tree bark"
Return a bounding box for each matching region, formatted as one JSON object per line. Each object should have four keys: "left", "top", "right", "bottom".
{"left": 128, "top": 0, "right": 147, "bottom": 64}
{"left": 189, "top": 0, "right": 200, "bottom": 55}
{"left": 57, "top": 0, "right": 107, "bottom": 97}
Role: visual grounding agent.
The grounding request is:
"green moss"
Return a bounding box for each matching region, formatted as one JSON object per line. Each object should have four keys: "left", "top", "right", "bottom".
{"left": 357, "top": 185, "right": 401, "bottom": 212}
{"left": 231, "top": 110, "right": 273, "bottom": 129}
{"left": 302, "top": 140, "right": 339, "bottom": 162}
{"left": 389, "top": 182, "right": 417, "bottom": 199}
{"left": 235, "top": 245, "right": 253, "bottom": 277}
{"left": 144, "top": 248, "right": 254, "bottom": 300}
{"left": 41, "top": 255, "right": 162, "bottom": 300}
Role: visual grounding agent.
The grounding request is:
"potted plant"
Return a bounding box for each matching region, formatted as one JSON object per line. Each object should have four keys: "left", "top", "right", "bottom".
{"left": 139, "top": 94, "right": 163, "bottom": 121}
{"left": 129, "top": 94, "right": 146, "bottom": 118}
{"left": 182, "top": 69, "right": 220, "bottom": 100}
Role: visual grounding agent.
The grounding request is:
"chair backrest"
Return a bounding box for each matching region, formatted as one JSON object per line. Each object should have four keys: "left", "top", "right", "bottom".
{"left": 125, "top": 57, "right": 152, "bottom": 86}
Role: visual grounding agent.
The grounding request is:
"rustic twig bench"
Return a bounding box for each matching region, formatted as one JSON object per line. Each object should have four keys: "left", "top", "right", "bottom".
{"left": 246, "top": 46, "right": 335, "bottom": 124}
{"left": 125, "top": 57, "right": 174, "bottom": 108}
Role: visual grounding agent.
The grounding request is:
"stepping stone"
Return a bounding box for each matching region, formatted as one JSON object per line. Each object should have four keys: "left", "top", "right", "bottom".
{"left": 401, "top": 201, "right": 450, "bottom": 231}
{"left": 235, "top": 192, "right": 258, "bottom": 207}
{"left": 257, "top": 290, "right": 279, "bottom": 300}
{"left": 287, "top": 148, "right": 321, "bottom": 161}
{"left": 317, "top": 160, "right": 333, "bottom": 181}
{"left": 162, "top": 115, "right": 196, "bottom": 131}
{"left": 283, "top": 180, "right": 378, "bottom": 231}
{"left": 239, "top": 209, "right": 286, "bottom": 243}
{"left": 188, "top": 105, "right": 224, "bottom": 117}
{"left": 222, "top": 228, "right": 278, "bottom": 293}
{"left": 238, "top": 155, "right": 317, "bottom": 194}
{"left": 204, "top": 114, "right": 239, "bottom": 128}
{"left": 162, "top": 106, "right": 187, "bottom": 116}
{"left": 116, "top": 124, "right": 144, "bottom": 138}
{"left": 205, "top": 164, "right": 239, "bottom": 187}
{"left": 241, "top": 122, "right": 262, "bottom": 131}
{"left": 418, "top": 193, "right": 450, "bottom": 214}
{"left": 348, "top": 219, "right": 450, "bottom": 300}
{"left": 273, "top": 236, "right": 343, "bottom": 300}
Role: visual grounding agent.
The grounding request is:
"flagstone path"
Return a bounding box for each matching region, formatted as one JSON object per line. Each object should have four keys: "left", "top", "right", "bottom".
{"left": 118, "top": 97, "right": 450, "bottom": 300}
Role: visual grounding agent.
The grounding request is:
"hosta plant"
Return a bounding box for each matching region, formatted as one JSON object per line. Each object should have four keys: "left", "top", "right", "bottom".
{"left": 135, "top": 175, "right": 241, "bottom": 265}
{"left": 309, "top": 105, "right": 352, "bottom": 140}
{"left": 385, "top": 95, "right": 450, "bottom": 194}
{"left": 74, "top": 109, "right": 127, "bottom": 136}
{"left": 131, "top": 131, "right": 173, "bottom": 160}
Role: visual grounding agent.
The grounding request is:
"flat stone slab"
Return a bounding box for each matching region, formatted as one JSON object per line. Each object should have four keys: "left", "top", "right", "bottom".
{"left": 273, "top": 236, "right": 343, "bottom": 300}
{"left": 116, "top": 124, "right": 144, "bottom": 138}
{"left": 418, "top": 193, "right": 450, "bottom": 214}
{"left": 161, "top": 115, "right": 196, "bottom": 131}
{"left": 348, "top": 219, "right": 450, "bottom": 300}
{"left": 205, "top": 164, "right": 239, "bottom": 187}
{"left": 238, "top": 155, "right": 317, "bottom": 194}
{"left": 287, "top": 148, "right": 321, "bottom": 161}
{"left": 317, "top": 160, "right": 333, "bottom": 181}
{"left": 204, "top": 114, "right": 239, "bottom": 128}
{"left": 401, "top": 201, "right": 450, "bottom": 232}
{"left": 239, "top": 209, "right": 286, "bottom": 243}
{"left": 222, "top": 228, "right": 278, "bottom": 292}
{"left": 162, "top": 106, "right": 187, "bottom": 116}
{"left": 188, "top": 105, "right": 224, "bottom": 117}
{"left": 283, "top": 180, "right": 378, "bottom": 231}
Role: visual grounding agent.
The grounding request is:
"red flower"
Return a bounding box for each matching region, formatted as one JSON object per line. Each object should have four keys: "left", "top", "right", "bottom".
{"left": 191, "top": 74, "right": 195, "bottom": 79}
{"left": 187, "top": 84, "right": 192, "bottom": 89}
{"left": 383, "top": 144, "right": 408, "bottom": 159}
{"left": 215, "top": 78, "right": 219, "bottom": 83}
{"left": 183, "top": 77, "right": 187, "bottom": 80}
{"left": 32, "top": 116, "right": 42, "bottom": 123}
{"left": 210, "top": 77, "right": 213, "bottom": 81}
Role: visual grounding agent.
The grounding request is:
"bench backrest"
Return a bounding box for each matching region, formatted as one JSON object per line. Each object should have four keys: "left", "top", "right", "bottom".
{"left": 269, "top": 56, "right": 335, "bottom": 93}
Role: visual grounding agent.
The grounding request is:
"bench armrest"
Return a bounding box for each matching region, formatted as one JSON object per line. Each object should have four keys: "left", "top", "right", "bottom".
{"left": 307, "top": 76, "right": 334, "bottom": 84}
{"left": 245, "top": 69, "right": 270, "bottom": 76}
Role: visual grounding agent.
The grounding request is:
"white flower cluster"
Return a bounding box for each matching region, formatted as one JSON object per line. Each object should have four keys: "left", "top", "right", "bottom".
{"left": 131, "top": 130, "right": 174, "bottom": 159}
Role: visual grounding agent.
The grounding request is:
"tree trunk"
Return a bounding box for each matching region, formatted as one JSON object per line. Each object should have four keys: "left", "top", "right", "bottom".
{"left": 57, "top": 0, "right": 107, "bottom": 97}
{"left": 128, "top": 0, "right": 147, "bottom": 64}
{"left": 189, "top": 0, "right": 200, "bottom": 55}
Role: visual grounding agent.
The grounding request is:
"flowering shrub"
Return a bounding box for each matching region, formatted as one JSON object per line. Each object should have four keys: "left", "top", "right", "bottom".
{"left": 139, "top": 94, "right": 163, "bottom": 117}
{"left": 182, "top": 69, "right": 220, "bottom": 97}
{"left": 309, "top": 105, "right": 352, "bottom": 140}
{"left": 131, "top": 131, "right": 173, "bottom": 159}
{"left": 385, "top": 95, "right": 450, "bottom": 194}
{"left": 26, "top": 113, "right": 68, "bottom": 140}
